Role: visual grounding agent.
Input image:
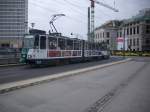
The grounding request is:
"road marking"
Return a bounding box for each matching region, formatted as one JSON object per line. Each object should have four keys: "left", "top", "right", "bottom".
{"left": 0, "top": 58, "right": 131, "bottom": 94}
{"left": 0, "top": 64, "right": 24, "bottom": 67}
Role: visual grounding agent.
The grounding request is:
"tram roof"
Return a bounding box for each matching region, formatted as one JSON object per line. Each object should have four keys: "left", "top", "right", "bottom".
{"left": 47, "top": 34, "right": 83, "bottom": 41}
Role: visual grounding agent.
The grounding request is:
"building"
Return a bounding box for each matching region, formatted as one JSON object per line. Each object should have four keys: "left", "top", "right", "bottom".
{"left": 95, "top": 8, "right": 150, "bottom": 51}
{"left": 120, "top": 8, "right": 150, "bottom": 51}
{"left": 0, "top": 0, "right": 28, "bottom": 48}
{"left": 95, "top": 20, "right": 121, "bottom": 51}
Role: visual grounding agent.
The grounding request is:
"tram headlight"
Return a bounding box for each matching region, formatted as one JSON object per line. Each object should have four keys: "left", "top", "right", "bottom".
{"left": 22, "top": 54, "right": 26, "bottom": 58}
{"left": 28, "top": 55, "right": 32, "bottom": 59}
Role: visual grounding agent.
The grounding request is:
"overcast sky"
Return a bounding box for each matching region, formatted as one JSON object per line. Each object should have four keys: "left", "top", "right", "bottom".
{"left": 29, "top": 0, "right": 150, "bottom": 39}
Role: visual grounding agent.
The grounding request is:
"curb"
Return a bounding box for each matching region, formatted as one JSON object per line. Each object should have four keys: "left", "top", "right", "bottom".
{"left": 0, "top": 63, "right": 25, "bottom": 67}
{"left": 0, "top": 58, "right": 131, "bottom": 94}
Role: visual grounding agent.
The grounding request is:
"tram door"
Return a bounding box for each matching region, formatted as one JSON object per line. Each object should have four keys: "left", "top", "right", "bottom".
{"left": 33, "top": 35, "right": 47, "bottom": 59}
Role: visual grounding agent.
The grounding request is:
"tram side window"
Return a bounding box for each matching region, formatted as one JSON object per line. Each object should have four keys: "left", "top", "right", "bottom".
{"left": 34, "top": 35, "right": 39, "bottom": 49}
{"left": 49, "top": 37, "right": 57, "bottom": 49}
{"left": 58, "top": 38, "right": 66, "bottom": 50}
{"left": 85, "top": 41, "right": 88, "bottom": 50}
{"left": 74, "top": 40, "right": 80, "bottom": 50}
{"left": 40, "top": 36, "right": 46, "bottom": 49}
{"left": 66, "top": 39, "right": 73, "bottom": 50}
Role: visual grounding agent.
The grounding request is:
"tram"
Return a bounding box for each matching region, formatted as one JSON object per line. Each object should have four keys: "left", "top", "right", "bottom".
{"left": 20, "top": 29, "right": 110, "bottom": 65}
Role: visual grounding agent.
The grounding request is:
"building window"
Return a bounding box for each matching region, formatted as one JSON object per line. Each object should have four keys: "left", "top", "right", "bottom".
{"left": 107, "top": 40, "right": 109, "bottom": 44}
{"left": 124, "top": 29, "right": 126, "bottom": 35}
{"left": 130, "top": 39, "right": 132, "bottom": 46}
{"left": 127, "top": 28, "right": 129, "bottom": 35}
{"left": 146, "top": 25, "right": 150, "bottom": 34}
{"left": 117, "top": 32, "right": 119, "bottom": 37}
{"left": 1, "top": 43, "right": 10, "bottom": 48}
{"left": 127, "top": 39, "right": 130, "bottom": 45}
{"left": 146, "top": 20, "right": 150, "bottom": 24}
{"left": 133, "top": 38, "right": 136, "bottom": 46}
{"left": 137, "top": 38, "right": 139, "bottom": 46}
{"left": 133, "top": 27, "right": 136, "bottom": 34}
{"left": 130, "top": 28, "right": 132, "bottom": 35}
{"left": 106, "top": 32, "right": 110, "bottom": 38}
{"left": 137, "top": 26, "right": 139, "bottom": 34}
{"left": 120, "top": 31, "right": 122, "bottom": 37}
{"left": 146, "top": 39, "right": 150, "bottom": 45}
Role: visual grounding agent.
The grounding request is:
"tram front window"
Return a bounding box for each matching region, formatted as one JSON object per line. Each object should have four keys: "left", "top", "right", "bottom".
{"left": 40, "top": 36, "right": 46, "bottom": 49}
{"left": 33, "top": 35, "right": 46, "bottom": 49}
{"left": 34, "top": 35, "right": 39, "bottom": 49}
{"left": 23, "top": 35, "right": 34, "bottom": 49}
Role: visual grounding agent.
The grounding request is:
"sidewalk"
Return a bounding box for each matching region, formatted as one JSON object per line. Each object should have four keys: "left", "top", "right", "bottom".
{"left": 101, "top": 63, "right": 150, "bottom": 112}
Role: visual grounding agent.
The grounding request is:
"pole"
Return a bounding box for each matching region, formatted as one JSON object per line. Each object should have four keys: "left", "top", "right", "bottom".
{"left": 90, "top": 0, "right": 95, "bottom": 42}
{"left": 88, "top": 7, "right": 90, "bottom": 41}
{"left": 123, "top": 28, "right": 126, "bottom": 58}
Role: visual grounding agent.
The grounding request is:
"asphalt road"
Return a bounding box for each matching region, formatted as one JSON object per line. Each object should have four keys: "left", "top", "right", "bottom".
{"left": 0, "top": 56, "right": 123, "bottom": 84}
{"left": 0, "top": 57, "right": 150, "bottom": 112}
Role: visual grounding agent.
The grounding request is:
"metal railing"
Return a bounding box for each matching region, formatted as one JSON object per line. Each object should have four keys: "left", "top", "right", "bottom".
{"left": 0, "top": 48, "right": 21, "bottom": 65}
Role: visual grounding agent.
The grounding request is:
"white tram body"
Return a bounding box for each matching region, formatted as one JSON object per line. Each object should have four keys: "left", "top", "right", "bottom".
{"left": 23, "top": 30, "right": 109, "bottom": 65}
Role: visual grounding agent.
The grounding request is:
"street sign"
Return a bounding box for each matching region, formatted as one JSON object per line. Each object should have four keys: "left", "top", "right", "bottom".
{"left": 117, "top": 37, "right": 124, "bottom": 42}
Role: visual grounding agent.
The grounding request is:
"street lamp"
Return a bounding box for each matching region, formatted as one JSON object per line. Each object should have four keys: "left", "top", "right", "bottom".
{"left": 71, "top": 33, "right": 84, "bottom": 40}
{"left": 31, "top": 23, "right": 35, "bottom": 29}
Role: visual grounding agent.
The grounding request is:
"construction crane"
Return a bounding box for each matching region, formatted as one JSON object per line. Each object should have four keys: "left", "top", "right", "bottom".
{"left": 88, "top": 0, "right": 119, "bottom": 42}
{"left": 49, "top": 14, "right": 65, "bottom": 33}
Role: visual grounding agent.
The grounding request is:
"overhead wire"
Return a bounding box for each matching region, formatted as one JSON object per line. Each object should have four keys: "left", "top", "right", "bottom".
{"left": 84, "top": 0, "right": 116, "bottom": 17}
{"left": 29, "top": 1, "right": 57, "bottom": 14}
{"left": 41, "top": 0, "right": 87, "bottom": 24}
{"left": 52, "top": 0, "right": 88, "bottom": 37}
{"left": 54, "top": 0, "right": 88, "bottom": 19}
{"left": 63, "top": 0, "right": 107, "bottom": 20}
{"left": 53, "top": 0, "right": 112, "bottom": 34}
{"left": 32, "top": 0, "right": 108, "bottom": 23}
{"left": 62, "top": 0, "right": 88, "bottom": 16}
{"left": 29, "top": 0, "right": 87, "bottom": 24}
{"left": 29, "top": 0, "right": 117, "bottom": 37}
{"left": 29, "top": 2, "right": 88, "bottom": 33}
{"left": 51, "top": 0, "right": 88, "bottom": 38}
{"left": 29, "top": 1, "right": 88, "bottom": 37}
{"left": 52, "top": 0, "right": 102, "bottom": 21}
{"left": 63, "top": 0, "right": 87, "bottom": 8}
